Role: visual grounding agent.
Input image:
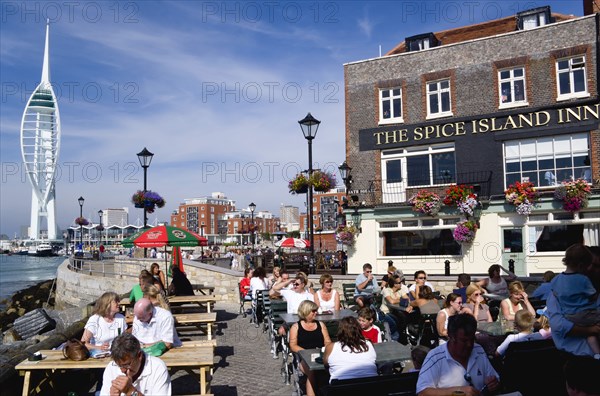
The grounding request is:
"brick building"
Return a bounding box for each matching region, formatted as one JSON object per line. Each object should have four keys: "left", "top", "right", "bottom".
{"left": 343, "top": 6, "right": 599, "bottom": 275}
{"left": 299, "top": 188, "right": 347, "bottom": 252}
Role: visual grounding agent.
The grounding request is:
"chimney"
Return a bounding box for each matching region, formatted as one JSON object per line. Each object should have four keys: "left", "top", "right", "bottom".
{"left": 583, "top": 0, "right": 599, "bottom": 15}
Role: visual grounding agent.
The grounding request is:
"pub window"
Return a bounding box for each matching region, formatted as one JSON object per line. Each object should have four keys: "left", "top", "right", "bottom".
{"left": 381, "top": 229, "right": 461, "bottom": 257}
{"left": 504, "top": 133, "right": 590, "bottom": 188}
{"left": 517, "top": 6, "right": 551, "bottom": 30}
{"left": 382, "top": 144, "right": 456, "bottom": 187}
{"left": 426, "top": 79, "right": 452, "bottom": 119}
{"left": 499, "top": 67, "right": 527, "bottom": 107}
{"left": 556, "top": 56, "right": 588, "bottom": 100}
{"left": 379, "top": 88, "right": 403, "bottom": 124}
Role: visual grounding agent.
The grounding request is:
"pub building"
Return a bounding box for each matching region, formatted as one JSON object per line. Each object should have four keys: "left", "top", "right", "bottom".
{"left": 342, "top": 3, "right": 599, "bottom": 276}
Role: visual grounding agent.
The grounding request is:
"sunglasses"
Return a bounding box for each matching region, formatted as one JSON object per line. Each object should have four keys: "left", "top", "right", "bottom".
{"left": 472, "top": 293, "right": 481, "bottom": 296}
{"left": 311, "top": 309, "right": 318, "bottom": 313}
{"left": 417, "top": 277, "right": 426, "bottom": 280}
{"left": 365, "top": 270, "right": 372, "bottom": 273}
{"left": 293, "top": 282, "right": 302, "bottom": 287}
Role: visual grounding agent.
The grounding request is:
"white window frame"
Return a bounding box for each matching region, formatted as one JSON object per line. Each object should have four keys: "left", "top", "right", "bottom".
{"left": 556, "top": 56, "right": 588, "bottom": 101}
{"left": 379, "top": 87, "right": 403, "bottom": 124}
{"left": 426, "top": 79, "right": 452, "bottom": 119}
{"left": 498, "top": 67, "right": 528, "bottom": 108}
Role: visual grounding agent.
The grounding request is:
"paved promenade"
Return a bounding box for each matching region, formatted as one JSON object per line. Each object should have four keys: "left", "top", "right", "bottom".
{"left": 173, "top": 301, "right": 292, "bottom": 396}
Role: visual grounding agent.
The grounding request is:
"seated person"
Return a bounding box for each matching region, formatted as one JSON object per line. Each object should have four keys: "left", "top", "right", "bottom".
{"left": 463, "top": 284, "right": 493, "bottom": 323}
{"left": 408, "top": 345, "right": 430, "bottom": 372}
{"left": 437, "top": 293, "right": 471, "bottom": 341}
{"left": 239, "top": 268, "right": 253, "bottom": 300}
{"left": 100, "top": 333, "right": 170, "bottom": 395}
{"left": 406, "top": 285, "right": 440, "bottom": 315}
{"left": 500, "top": 280, "right": 536, "bottom": 321}
{"left": 81, "top": 292, "right": 127, "bottom": 352}
{"left": 270, "top": 275, "right": 314, "bottom": 314}
{"left": 453, "top": 273, "right": 471, "bottom": 302}
{"left": 416, "top": 314, "right": 500, "bottom": 395}
{"left": 358, "top": 307, "right": 382, "bottom": 344}
{"left": 409, "top": 271, "right": 435, "bottom": 301}
{"left": 530, "top": 270, "right": 556, "bottom": 301}
{"left": 130, "top": 271, "right": 154, "bottom": 304}
{"left": 323, "top": 317, "right": 378, "bottom": 382}
{"left": 132, "top": 298, "right": 175, "bottom": 350}
{"left": 314, "top": 274, "right": 341, "bottom": 312}
{"left": 496, "top": 309, "right": 543, "bottom": 357}
{"left": 534, "top": 309, "right": 552, "bottom": 339}
{"left": 354, "top": 263, "right": 380, "bottom": 308}
{"left": 168, "top": 266, "right": 194, "bottom": 296}
{"left": 289, "top": 300, "right": 332, "bottom": 396}
{"left": 150, "top": 262, "right": 166, "bottom": 292}
{"left": 380, "top": 265, "right": 397, "bottom": 289}
{"left": 143, "top": 284, "right": 170, "bottom": 311}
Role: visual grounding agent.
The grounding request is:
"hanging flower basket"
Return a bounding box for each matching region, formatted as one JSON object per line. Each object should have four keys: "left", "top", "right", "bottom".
{"left": 131, "top": 190, "right": 166, "bottom": 213}
{"left": 554, "top": 179, "right": 591, "bottom": 212}
{"left": 444, "top": 185, "right": 479, "bottom": 217}
{"left": 75, "top": 217, "right": 89, "bottom": 226}
{"left": 96, "top": 225, "right": 105, "bottom": 231}
{"left": 409, "top": 190, "right": 442, "bottom": 216}
{"left": 505, "top": 182, "right": 539, "bottom": 216}
{"left": 288, "top": 174, "right": 309, "bottom": 195}
{"left": 453, "top": 220, "right": 478, "bottom": 243}
{"left": 335, "top": 224, "right": 358, "bottom": 246}
{"left": 310, "top": 171, "right": 337, "bottom": 192}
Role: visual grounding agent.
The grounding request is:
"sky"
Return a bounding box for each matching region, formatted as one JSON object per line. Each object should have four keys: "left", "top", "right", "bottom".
{"left": 0, "top": 0, "right": 584, "bottom": 237}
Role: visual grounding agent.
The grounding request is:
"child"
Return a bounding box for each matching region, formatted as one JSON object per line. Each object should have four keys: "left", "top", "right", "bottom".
{"left": 358, "top": 307, "right": 382, "bottom": 344}
{"left": 534, "top": 309, "right": 552, "bottom": 339}
{"left": 496, "top": 309, "right": 544, "bottom": 357}
{"left": 551, "top": 244, "right": 600, "bottom": 359}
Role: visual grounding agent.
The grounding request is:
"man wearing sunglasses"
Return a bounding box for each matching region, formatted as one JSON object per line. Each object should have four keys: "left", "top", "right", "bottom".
{"left": 270, "top": 275, "right": 314, "bottom": 314}
{"left": 409, "top": 270, "right": 436, "bottom": 301}
{"left": 354, "top": 263, "right": 381, "bottom": 308}
{"left": 100, "top": 333, "right": 171, "bottom": 395}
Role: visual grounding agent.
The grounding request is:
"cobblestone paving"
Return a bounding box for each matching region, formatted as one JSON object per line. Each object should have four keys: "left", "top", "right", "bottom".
{"left": 172, "top": 302, "right": 293, "bottom": 396}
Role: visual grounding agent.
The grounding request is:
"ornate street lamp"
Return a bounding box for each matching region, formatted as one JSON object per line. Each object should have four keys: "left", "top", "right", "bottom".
{"left": 137, "top": 147, "right": 154, "bottom": 257}
{"left": 299, "top": 113, "right": 320, "bottom": 272}
{"left": 249, "top": 202, "right": 256, "bottom": 251}
{"left": 338, "top": 161, "right": 352, "bottom": 191}
{"left": 97, "top": 210, "right": 104, "bottom": 247}
{"left": 78, "top": 196, "right": 84, "bottom": 252}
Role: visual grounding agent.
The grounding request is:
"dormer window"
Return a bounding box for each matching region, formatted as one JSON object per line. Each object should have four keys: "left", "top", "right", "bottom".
{"left": 406, "top": 33, "right": 438, "bottom": 52}
{"left": 517, "top": 6, "right": 551, "bottom": 30}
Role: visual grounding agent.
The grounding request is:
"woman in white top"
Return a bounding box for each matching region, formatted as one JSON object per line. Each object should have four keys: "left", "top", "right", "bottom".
{"left": 436, "top": 293, "right": 471, "bottom": 340}
{"left": 81, "top": 292, "right": 127, "bottom": 352}
{"left": 324, "top": 316, "right": 378, "bottom": 382}
{"left": 313, "top": 274, "right": 340, "bottom": 312}
{"left": 477, "top": 264, "right": 516, "bottom": 298}
{"left": 249, "top": 267, "right": 269, "bottom": 299}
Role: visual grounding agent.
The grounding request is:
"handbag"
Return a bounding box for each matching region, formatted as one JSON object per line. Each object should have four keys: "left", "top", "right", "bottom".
{"left": 142, "top": 341, "right": 168, "bottom": 357}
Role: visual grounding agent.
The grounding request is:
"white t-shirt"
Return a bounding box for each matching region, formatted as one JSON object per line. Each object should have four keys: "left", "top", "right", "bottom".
{"left": 84, "top": 314, "right": 127, "bottom": 346}
{"left": 496, "top": 331, "right": 544, "bottom": 356}
{"left": 132, "top": 306, "right": 174, "bottom": 345}
{"left": 328, "top": 341, "right": 378, "bottom": 382}
{"left": 100, "top": 354, "right": 171, "bottom": 395}
{"left": 250, "top": 277, "right": 269, "bottom": 299}
{"left": 316, "top": 289, "right": 338, "bottom": 312}
{"left": 409, "top": 281, "right": 435, "bottom": 294}
{"left": 279, "top": 289, "right": 314, "bottom": 313}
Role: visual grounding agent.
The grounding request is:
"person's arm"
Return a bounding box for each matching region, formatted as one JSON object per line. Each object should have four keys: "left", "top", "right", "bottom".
{"left": 313, "top": 291, "right": 321, "bottom": 309}
{"left": 289, "top": 323, "right": 302, "bottom": 353}
{"left": 520, "top": 291, "right": 535, "bottom": 316}
{"left": 270, "top": 278, "right": 293, "bottom": 296}
{"left": 356, "top": 275, "right": 371, "bottom": 292}
{"left": 159, "top": 271, "right": 166, "bottom": 288}
{"left": 323, "top": 341, "right": 335, "bottom": 366}
{"left": 436, "top": 310, "right": 447, "bottom": 337}
{"left": 334, "top": 290, "right": 341, "bottom": 311}
{"left": 321, "top": 321, "right": 332, "bottom": 346}
{"left": 476, "top": 278, "right": 489, "bottom": 290}
{"left": 499, "top": 264, "right": 518, "bottom": 281}
{"left": 384, "top": 289, "right": 399, "bottom": 305}
{"left": 81, "top": 328, "right": 104, "bottom": 351}
{"left": 500, "top": 299, "right": 514, "bottom": 321}
{"left": 410, "top": 283, "right": 421, "bottom": 300}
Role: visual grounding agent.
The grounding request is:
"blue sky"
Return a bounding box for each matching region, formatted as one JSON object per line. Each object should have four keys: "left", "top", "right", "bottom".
{"left": 0, "top": 1, "right": 583, "bottom": 237}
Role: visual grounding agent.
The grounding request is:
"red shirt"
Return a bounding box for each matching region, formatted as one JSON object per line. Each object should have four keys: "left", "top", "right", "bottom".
{"left": 362, "top": 326, "right": 382, "bottom": 344}
{"left": 240, "top": 277, "right": 251, "bottom": 297}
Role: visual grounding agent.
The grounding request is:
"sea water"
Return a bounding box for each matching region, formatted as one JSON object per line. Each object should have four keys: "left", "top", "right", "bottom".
{"left": 0, "top": 254, "right": 65, "bottom": 307}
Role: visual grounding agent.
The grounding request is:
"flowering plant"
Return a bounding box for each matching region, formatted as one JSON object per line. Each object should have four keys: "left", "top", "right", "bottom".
{"left": 505, "top": 182, "right": 539, "bottom": 215}
{"left": 75, "top": 217, "right": 89, "bottom": 226}
{"left": 335, "top": 224, "right": 358, "bottom": 246}
{"left": 95, "top": 225, "right": 104, "bottom": 231}
{"left": 444, "top": 185, "right": 475, "bottom": 206}
{"left": 310, "top": 170, "right": 337, "bottom": 192}
{"left": 131, "top": 190, "right": 166, "bottom": 213}
{"left": 288, "top": 173, "right": 309, "bottom": 194}
{"left": 554, "top": 179, "right": 591, "bottom": 212}
{"left": 452, "top": 220, "right": 478, "bottom": 243}
{"left": 409, "top": 190, "right": 442, "bottom": 216}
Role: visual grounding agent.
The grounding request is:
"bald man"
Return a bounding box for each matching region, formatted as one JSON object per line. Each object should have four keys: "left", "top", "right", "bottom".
{"left": 132, "top": 298, "right": 174, "bottom": 349}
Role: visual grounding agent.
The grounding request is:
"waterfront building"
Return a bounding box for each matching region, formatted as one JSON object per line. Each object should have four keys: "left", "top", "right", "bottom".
{"left": 343, "top": 4, "right": 599, "bottom": 275}
{"left": 298, "top": 189, "right": 346, "bottom": 251}
{"left": 279, "top": 204, "right": 300, "bottom": 231}
{"left": 20, "top": 22, "right": 60, "bottom": 240}
{"left": 100, "top": 208, "right": 129, "bottom": 228}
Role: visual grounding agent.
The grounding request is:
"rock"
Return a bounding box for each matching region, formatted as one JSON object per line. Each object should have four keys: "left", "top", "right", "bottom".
{"left": 17, "top": 308, "right": 25, "bottom": 316}
{"left": 2, "top": 328, "right": 21, "bottom": 344}
{"left": 5, "top": 308, "right": 16, "bottom": 315}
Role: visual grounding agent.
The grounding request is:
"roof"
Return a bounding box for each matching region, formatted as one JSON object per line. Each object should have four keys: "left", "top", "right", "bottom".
{"left": 385, "top": 12, "right": 576, "bottom": 56}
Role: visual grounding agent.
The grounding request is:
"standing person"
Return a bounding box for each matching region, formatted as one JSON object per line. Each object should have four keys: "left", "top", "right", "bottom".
{"left": 409, "top": 271, "right": 435, "bottom": 300}
{"left": 495, "top": 309, "right": 544, "bottom": 357}
{"left": 100, "top": 333, "right": 171, "bottom": 395}
{"left": 289, "top": 300, "right": 332, "bottom": 396}
{"left": 81, "top": 292, "right": 127, "bottom": 352}
{"left": 323, "top": 317, "right": 378, "bottom": 382}
{"left": 500, "top": 280, "right": 535, "bottom": 321}
{"left": 313, "top": 274, "right": 341, "bottom": 312}
{"left": 550, "top": 244, "right": 600, "bottom": 359}
{"left": 416, "top": 314, "right": 500, "bottom": 395}
{"left": 436, "top": 293, "right": 471, "bottom": 341}
{"left": 355, "top": 263, "right": 380, "bottom": 308}
{"left": 464, "top": 284, "right": 493, "bottom": 323}
{"left": 150, "top": 263, "right": 166, "bottom": 292}
{"left": 477, "top": 264, "right": 516, "bottom": 298}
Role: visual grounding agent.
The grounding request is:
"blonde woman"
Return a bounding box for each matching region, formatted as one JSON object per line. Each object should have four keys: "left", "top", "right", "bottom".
{"left": 143, "top": 284, "right": 170, "bottom": 311}
{"left": 314, "top": 274, "right": 340, "bottom": 311}
{"left": 464, "top": 284, "right": 493, "bottom": 323}
{"left": 81, "top": 292, "right": 126, "bottom": 351}
{"left": 500, "top": 281, "right": 535, "bottom": 321}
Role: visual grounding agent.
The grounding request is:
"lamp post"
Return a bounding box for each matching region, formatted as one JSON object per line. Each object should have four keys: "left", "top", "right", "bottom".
{"left": 78, "top": 196, "right": 84, "bottom": 252}
{"left": 249, "top": 202, "right": 256, "bottom": 251}
{"left": 200, "top": 224, "right": 205, "bottom": 258}
{"left": 98, "top": 210, "right": 103, "bottom": 247}
{"left": 299, "top": 113, "right": 320, "bottom": 272}
{"left": 137, "top": 147, "right": 154, "bottom": 258}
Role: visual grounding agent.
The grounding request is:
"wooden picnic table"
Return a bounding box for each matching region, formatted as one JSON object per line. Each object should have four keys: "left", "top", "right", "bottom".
{"left": 191, "top": 283, "right": 216, "bottom": 295}
{"left": 15, "top": 345, "right": 214, "bottom": 396}
{"left": 297, "top": 342, "right": 412, "bottom": 372}
{"left": 174, "top": 312, "right": 217, "bottom": 340}
{"left": 120, "top": 295, "right": 216, "bottom": 313}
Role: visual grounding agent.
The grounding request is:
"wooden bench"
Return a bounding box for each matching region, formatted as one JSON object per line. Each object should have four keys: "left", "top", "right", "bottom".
{"left": 327, "top": 372, "right": 419, "bottom": 396}
{"left": 174, "top": 312, "right": 217, "bottom": 340}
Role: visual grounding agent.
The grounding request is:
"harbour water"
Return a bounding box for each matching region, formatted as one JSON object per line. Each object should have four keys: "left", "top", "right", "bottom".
{"left": 0, "top": 254, "right": 65, "bottom": 307}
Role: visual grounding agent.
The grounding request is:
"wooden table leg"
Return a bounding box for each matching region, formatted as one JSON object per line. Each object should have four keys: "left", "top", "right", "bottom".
{"left": 21, "top": 371, "right": 31, "bottom": 396}
{"left": 200, "top": 366, "right": 207, "bottom": 395}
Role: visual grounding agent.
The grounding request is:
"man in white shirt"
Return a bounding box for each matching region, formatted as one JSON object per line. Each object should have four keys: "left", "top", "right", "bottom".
{"left": 270, "top": 275, "right": 314, "bottom": 314}
{"left": 100, "top": 333, "right": 171, "bottom": 395}
{"left": 409, "top": 270, "right": 435, "bottom": 300}
{"left": 132, "top": 298, "right": 175, "bottom": 349}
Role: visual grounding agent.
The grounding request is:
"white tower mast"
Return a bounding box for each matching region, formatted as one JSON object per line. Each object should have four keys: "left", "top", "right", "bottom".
{"left": 20, "top": 20, "right": 61, "bottom": 240}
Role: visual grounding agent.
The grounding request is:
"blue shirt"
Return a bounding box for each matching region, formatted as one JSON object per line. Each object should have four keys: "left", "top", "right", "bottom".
{"left": 530, "top": 282, "right": 552, "bottom": 301}
{"left": 546, "top": 293, "right": 595, "bottom": 357}
{"left": 355, "top": 273, "right": 380, "bottom": 296}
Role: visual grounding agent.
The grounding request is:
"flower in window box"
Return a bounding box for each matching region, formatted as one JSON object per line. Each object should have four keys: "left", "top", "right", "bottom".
{"left": 75, "top": 217, "right": 89, "bottom": 226}
{"left": 504, "top": 182, "right": 539, "bottom": 215}
{"left": 288, "top": 173, "right": 309, "bottom": 195}
{"left": 409, "top": 190, "right": 442, "bottom": 217}
{"left": 554, "top": 179, "right": 591, "bottom": 213}
{"left": 310, "top": 171, "right": 337, "bottom": 192}
{"left": 444, "top": 185, "right": 479, "bottom": 217}
{"left": 335, "top": 225, "right": 358, "bottom": 246}
{"left": 452, "top": 220, "right": 478, "bottom": 244}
